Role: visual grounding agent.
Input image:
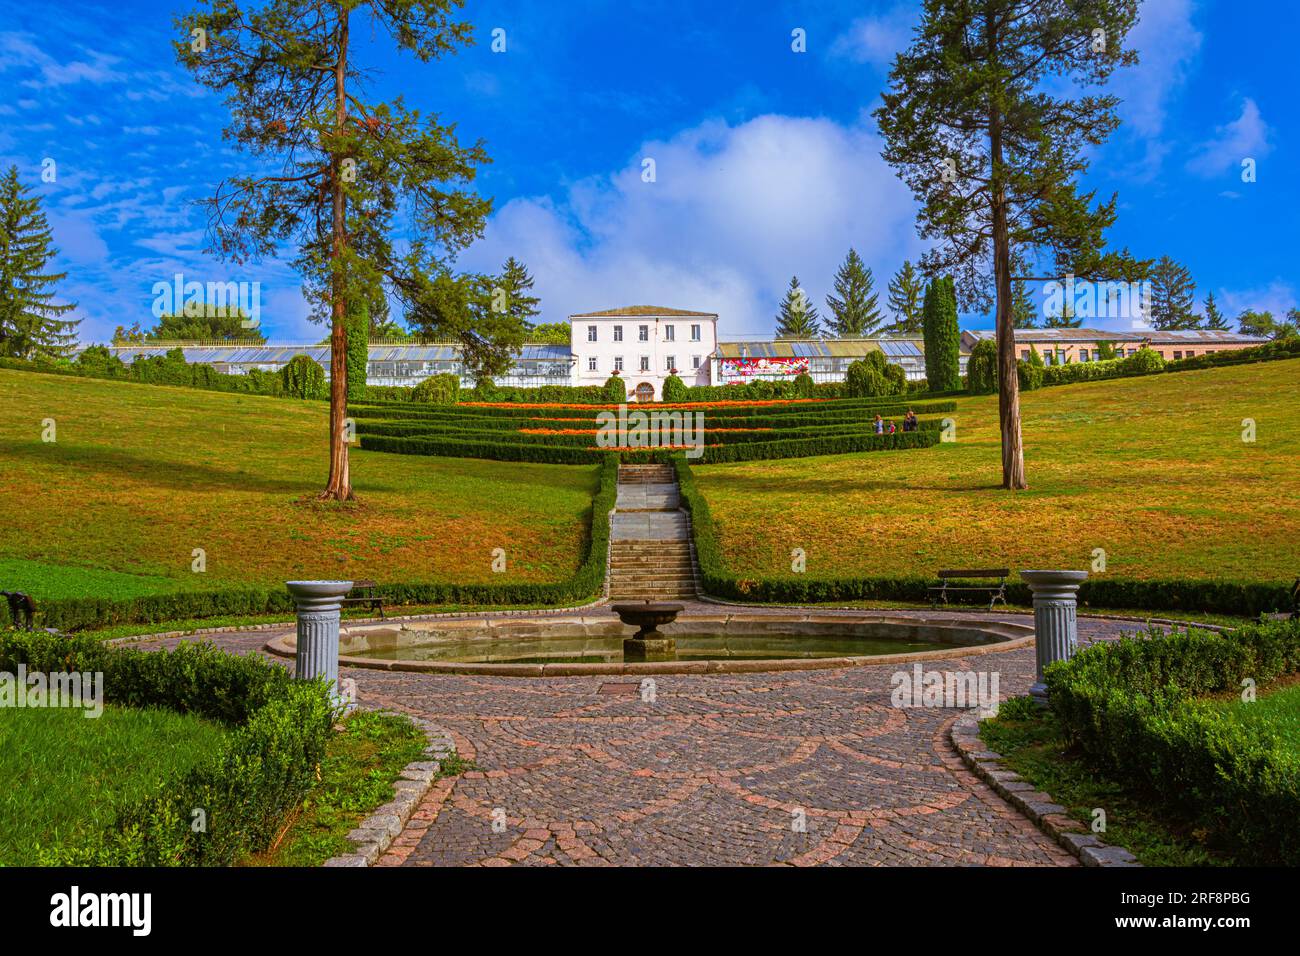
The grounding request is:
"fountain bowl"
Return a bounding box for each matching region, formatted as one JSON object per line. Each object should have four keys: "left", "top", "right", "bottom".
{"left": 610, "top": 602, "right": 685, "bottom": 659}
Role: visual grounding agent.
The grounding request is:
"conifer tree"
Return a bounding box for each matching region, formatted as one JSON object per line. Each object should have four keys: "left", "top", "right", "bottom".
{"left": 1201, "top": 290, "right": 1228, "bottom": 330}
{"left": 825, "top": 248, "right": 883, "bottom": 336}
{"left": 884, "top": 260, "right": 924, "bottom": 335}
{"left": 1149, "top": 256, "right": 1198, "bottom": 329}
{"left": 494, "top": 256, "right": 541, "bottom": 327}
{"left": 0, "top": 165, "right": 78, "bottom": 360}
{"left": 775, "top": 276, "right": 822, "bottom": 338}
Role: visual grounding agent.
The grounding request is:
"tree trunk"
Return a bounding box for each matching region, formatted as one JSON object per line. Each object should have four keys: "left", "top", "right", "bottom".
{"left": 988, "top": 64, "right": 1027, "bottom": 490}
{"left": 320, "top": 8, "right": 353, "bottom": 501}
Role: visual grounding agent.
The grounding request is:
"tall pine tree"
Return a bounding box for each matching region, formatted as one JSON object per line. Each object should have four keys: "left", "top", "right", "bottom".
{"left": 884, "top": 260, "right": 924, "bottom": 334}
{"left": 876, "top": 0, "right": 1145, "bottom": 490}
{"left": 775, "top": 276, "right": 822, "bottom": 338}
{"left": 1201, "top": 291, "right": 1228, "bottom": 330}
{"left": 494, "top": 256, "right": 541, "bottom": 328}
{"left": 825, "top": 248, "right": 883, "bottom": 336}
{"left": 0, "top": 165, "right": 78, "bottom": 360}
{"left": 1148, "top": 256, "right": 1198, "bottom": 329}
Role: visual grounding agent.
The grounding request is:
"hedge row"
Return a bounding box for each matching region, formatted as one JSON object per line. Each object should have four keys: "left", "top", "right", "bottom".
{"left": 1046, "top": 618, "right": 1300, "bottom": 864}
{"left": 672, "top": 457, "right": 1294, "bottom": 615}
{"left": 1039, "top": 337, "right": 1300, "bottom": 388}
{"left": 348, "top": 398, "right": 957, "bottom": 423}
{"left": 1, "top": 459, "right": 617, "bottom": 631}
{"left": 0, "top": 630, "right": 335, "bottom": 865}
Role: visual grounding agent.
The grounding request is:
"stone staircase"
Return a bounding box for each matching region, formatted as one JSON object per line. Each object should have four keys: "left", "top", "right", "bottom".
{"left": 607, "top": 464, "right": 698, "bottom": 601}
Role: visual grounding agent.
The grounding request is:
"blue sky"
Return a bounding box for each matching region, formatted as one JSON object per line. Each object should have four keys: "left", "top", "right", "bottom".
{"left": 0, "top": 0, "right": 1295, "bottom": 342}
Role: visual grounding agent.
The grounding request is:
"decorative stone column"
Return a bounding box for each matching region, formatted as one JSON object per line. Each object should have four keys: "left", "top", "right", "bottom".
{"left": 1020, "top": 570, "right": 1089, "bottom": 704}
{"left": 287, "top": 580, "right": 354, "bottom": 708}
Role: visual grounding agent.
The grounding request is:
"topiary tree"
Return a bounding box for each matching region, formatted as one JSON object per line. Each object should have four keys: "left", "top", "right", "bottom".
{"left": 603, "top": 373, "right": 626, "bottom": 403}
{"left": 661, "top": 374, "right": 687, "bottom": 402}
{"left": 345, "top": 300, "right": 369, "bottom": 404}
{"left": 966, "top": 339, "right": 998, "bottom": 393}
{"left": 921, "top": 277, "right": 961, "bottom": 391}
{"left": 792, "top": 371, "right": 815, "bottom": 397}
{"left": 412, "top": 372, "right": 460, "bottom": 404}
{"left": 280, "top": 354, "right": 327, "bottom": 400}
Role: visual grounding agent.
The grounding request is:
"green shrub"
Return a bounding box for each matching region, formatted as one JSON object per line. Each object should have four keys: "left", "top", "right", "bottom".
{"left": 966, "top": 339, "right": 998, "bottom": 393}
{"left": 1121, "top": 346, "right": 1166, "bottom": 375}
{"left": 792, "top": 371, "right": 815, "bottom": 397}
{"left": 1017, "top": 357, "right": 1044, "bottom": 390}
{"left": 345, "top": 302, "right": 369, "bottom": 403}
{"left": 411, "top": 372, "right": 460, "bottom": 405}
{"left": 661, "top": 374, "right": 688, "bottom": 402}
{"left": 0, "top": 630, "right": 336, "bottom": 865}
{"left": 279, "top": 354, "right": 327, "bottom": 400}
{"left": 604, "top": 374, "right": 627, "bottom": 402}
{"left": 845, "top": 352, "right": 903, "bottom": 398}
{"left": 921, "top": 276, "right": 961, "bottom": 391}
{"left": 1047, "top": 618, "right": 1300, "bottom": 865}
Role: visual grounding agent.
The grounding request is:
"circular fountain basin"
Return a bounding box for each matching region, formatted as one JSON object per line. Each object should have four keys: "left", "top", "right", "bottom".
{"left": 265, "top": 611, "right": 1033, "bottom": 676}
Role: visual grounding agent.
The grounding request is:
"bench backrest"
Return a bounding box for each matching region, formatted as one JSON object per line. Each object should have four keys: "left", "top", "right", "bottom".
{"left": 350, "top": 579, "right": 379, "bottom": 590}
{"left": 936, "top": 569, "right": 1009, "bottom": 580}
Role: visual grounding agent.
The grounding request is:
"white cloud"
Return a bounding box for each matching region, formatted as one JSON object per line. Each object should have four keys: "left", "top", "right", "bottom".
{"left": 46, "top": 211, "right": 109, "bottom": 263}
{"left": 829, "top": 4, "right": 918, "bottom": 69}
{"left": 1185, "top": 98, "right": 1271, "bottom": 178}
{"left": 1114, "top": 0, "right": 1202, "bottom": 139}
{"left": 1218, "top": 280, "right": 1296, "bottom": 321}
{"left": 457, "top": 114, "right": 923, "bottom": 337}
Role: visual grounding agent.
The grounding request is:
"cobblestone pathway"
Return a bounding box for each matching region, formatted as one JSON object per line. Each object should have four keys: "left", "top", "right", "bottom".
{"left": 132, "top": 612, "right": 1149, "bottom": 866}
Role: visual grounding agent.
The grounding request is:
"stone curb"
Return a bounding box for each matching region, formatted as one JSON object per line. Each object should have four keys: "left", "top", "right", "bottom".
{"left": 321, "top": 712, "right": 456, "bottom": 868}
{"left": 949, "top": 712, "right": 1140, "bottom": 868}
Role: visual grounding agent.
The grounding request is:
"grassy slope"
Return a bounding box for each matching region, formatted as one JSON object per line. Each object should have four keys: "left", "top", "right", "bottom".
{"left": 696, "top": 358, "right": 1300, "bottom": 583}
{"left": 0, "top": 369, "right": 598, "bottom": 598}
{"left": 0, "top": 704, "right": 228, "bottom": 864}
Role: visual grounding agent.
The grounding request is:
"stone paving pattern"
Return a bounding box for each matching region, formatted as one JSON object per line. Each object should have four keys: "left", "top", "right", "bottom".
{"left": 132, "top": 609, "right": 1153, "bottom": 866}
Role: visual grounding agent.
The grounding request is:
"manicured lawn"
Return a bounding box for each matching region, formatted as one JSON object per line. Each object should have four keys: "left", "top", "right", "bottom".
{"left": 1210, "top": 677, "right": 1300, "bottom": 738}
{"left": 0, "top": 703, "right": 229, "bottom": 865}
{"left": 695, "top": 359, "right": 1300, "bottom": 583}
{"left": 0, "top": 369, "right": 599, "bottom": 599}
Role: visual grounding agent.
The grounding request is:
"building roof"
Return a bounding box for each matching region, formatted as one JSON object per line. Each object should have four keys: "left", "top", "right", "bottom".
{"left": 1137, "top": 328, "right": 1267, "bottom": 344}
{"left": 97, "top": 342, "right": 573, "bottom": 364}
{"left": 716, "top": 338, "right": 927, "bottom": 359}
{"left": 569, "top": 306, "right": 718, "bottom": 318}
{"left": 964, "top": 327, "right": 1267, "bottom": 345}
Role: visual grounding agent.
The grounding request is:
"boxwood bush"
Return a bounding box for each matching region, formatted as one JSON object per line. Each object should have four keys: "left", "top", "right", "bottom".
{"left": 0, "top": 630, "right": 336, "bottom": 865}
{"left": 1046, "top": 618, "right": 1300, "bottom": 864}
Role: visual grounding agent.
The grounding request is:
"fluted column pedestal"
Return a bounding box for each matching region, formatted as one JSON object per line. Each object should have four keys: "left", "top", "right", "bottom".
{"left": 1020, "top": 570, "right": 1089, "bottom": 705}
{"left": 286, "top": 580, "right": 353, "bottom": 709}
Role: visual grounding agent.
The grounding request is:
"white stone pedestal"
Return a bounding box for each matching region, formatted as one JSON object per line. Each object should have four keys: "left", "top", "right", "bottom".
{"left": 1020, "top": 570, "right": 1089, "bottom": 704}
{"left": 287, "top": 580, "right": 354, "bottom": 709}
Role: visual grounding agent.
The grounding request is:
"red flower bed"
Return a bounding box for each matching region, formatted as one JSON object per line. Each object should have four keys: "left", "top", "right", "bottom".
{"left": 519, "top": 427, "right": 774, "bottom": 435}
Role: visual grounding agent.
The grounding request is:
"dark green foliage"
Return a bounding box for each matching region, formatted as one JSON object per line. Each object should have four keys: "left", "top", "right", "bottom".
{"left": 604, "top": 374, "right": 627, "bottom": 402}
{"left": 825, "top": 248, "right": 883, "bottom": 336}
{"left": 0, "top": 630, "right": 335, "bottom": 865}
{"left": 411, "top": 372, "right": 460, "bottom": 405}
{"left": 1017, "top": 357, "right": 1044, "bottom": 390}
{"left": 0, "top": 165, "right": 79, "bottom": 360}
{"left": 775, "top": 276, "right": 821, "bottom": 338}
{"left": 966, "top": 339, "right": 998, "bottom": 393}
{"left": 661, "top": 374, "right": 687, "bottom": 402}
{"left": 1148, "top": 256, "right": 1199, "bottom": 330}
{"left": 845, "top": 351, "right": 905, "bottom": 398}
{"left": 921, "top": 277, "right": 961, "bottom": 391}
{"left": 1123, "top": 346, "right": 1165, "bottom": 375}
{"left": 279, "top": 354, "right": 327, "bottom": 400}
{"left": 140, "top": 309, "right": 266, "bottom": 344}
{"left": 1046, "top": 618, "right": 1300, "bottom": 864}
{"left": 792, "top": 371, "right": 815, "bottom": 397}
{"left": 884, "top": 260, "right": 924, "bottom": 334}
{"left": 345, "top": 301, "right": 369, "bottom": 402}
{"left": 528, "top": 322, "right": 571, "bottom": 345}
{"left": 1201, "top": 292, "right": 1229, "bottom": 331}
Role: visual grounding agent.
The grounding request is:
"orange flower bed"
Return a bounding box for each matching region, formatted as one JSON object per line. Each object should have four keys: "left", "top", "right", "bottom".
{"left": 460, "top": 399, "right": 827, "bottom": 410}
{"left": 519, "top": 427, "right": 774, "bottom": 435}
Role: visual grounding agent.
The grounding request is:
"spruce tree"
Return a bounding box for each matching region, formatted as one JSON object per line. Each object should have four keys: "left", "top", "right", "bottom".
{"left": 825, "top": 248, "right": 883, "bottom": 336}
{"left": 0, "top": 165, "right": 78, "bottom": 360}
{"left": 1201, "top": 291, "right": 1229, "bottom": 330}
{"left": 876, "top": 0, "right": 1146, "bottom": 489}
{"left": 775, "top": 276, "right": 822, "bottom": 338}
{"left": 884, "top": 260, "right": 924, "bottom": 335}
{"left": 495, "top": 256, "right": 541, "bottom": 328}
{"left": 1149, "top": 256, "right": 1198, "bottom": 329}
{"left": 1013, "top": 281, "right": 1040, "bottom": 328}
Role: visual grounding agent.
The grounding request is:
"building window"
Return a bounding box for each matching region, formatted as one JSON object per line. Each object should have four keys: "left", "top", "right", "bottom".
{"left": 1078, "top": 350, "right": 1090, "bottom": 362}
{"left": 588, "top": 357, "right": 598, "bottom": 371}
{"left": 691, "top": 324, "right": 701, "bottom": 341}
{"left": 1173, "top": 351, "right": 1183, "bottom": 360}
{"left": 1020, "top": 349, "right": 1030, "bottom": 361}
{"left": 692, "top": 355, "right": 701, "bottom": 369}
{"left": 614, "top": 356, "right": 624, "bottom": 372}
{"left": 1186, "top": 350, "right": 1195, "bottom": 358}
{"left": 664, "top": 325, "right": 675, "bottom": 342}
{"left": 613, "top": 325, "right": 623, "bottom": 342}
{"left": 666, "top": 355, "right": 676, "bottom": 371}
{"left": 639, "top": 355, "right": 650, "bottom": 372}
{"left": 587, "top": 326, "right": 597, "bottom": 342}
{"left": 638, "top": 325, "right": 649, "bottom": 342}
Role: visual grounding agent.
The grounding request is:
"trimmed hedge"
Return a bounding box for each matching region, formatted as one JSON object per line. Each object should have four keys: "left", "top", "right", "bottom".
{"left": 672, "top": 457, "right": 1293, "bottom": 615}
{"left": 0, "top": 630, "right": 335, "bottom": 865}
{"left": 1041, "top": 338, "right": 1300, "bottom": 388}
{"left": 1046, "top": 618, "right": 1300, "bottom": 864}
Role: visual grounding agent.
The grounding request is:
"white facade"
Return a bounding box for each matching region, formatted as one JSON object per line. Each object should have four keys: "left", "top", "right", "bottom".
{"left": 568, "top": 307, "right": 718, "bottom": 401}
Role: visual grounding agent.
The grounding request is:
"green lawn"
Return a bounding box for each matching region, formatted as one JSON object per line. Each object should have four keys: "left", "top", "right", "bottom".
{"left": 0, "top": 703, "right": 229, "bottom": 865}
{"left": 0, "top": 369, "right": 599, "bottom": 600}
{"left": 696, "top": 359, "right": 1300, "bottom": 583}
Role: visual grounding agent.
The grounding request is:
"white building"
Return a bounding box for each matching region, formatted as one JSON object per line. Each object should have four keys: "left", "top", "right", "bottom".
{"left": 568, "top": 305, "right": 718, "bottom": 402}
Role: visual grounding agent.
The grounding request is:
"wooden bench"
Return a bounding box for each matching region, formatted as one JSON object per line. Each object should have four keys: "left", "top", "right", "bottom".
{"left": 341, "top": 580, "right": 387, "bottom": 619}
{"left": 928, "top": 569, "right": 1009, "bottom": 611}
